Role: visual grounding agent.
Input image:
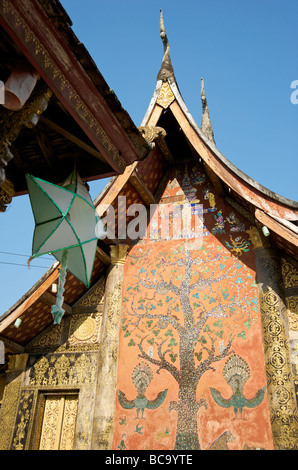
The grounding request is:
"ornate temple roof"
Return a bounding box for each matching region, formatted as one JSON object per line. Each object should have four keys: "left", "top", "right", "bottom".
{"left": 141, "top": 10, "right": 298, "bottom": 254}
{"left": 0, "top": 8, "right": 297, "bottom": 356}
{"left": 0, "top": 0, "right": 150, "bottom": 195}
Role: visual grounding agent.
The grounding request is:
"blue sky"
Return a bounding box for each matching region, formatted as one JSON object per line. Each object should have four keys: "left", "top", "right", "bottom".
{"left": 0, "top": 0, "right": 297, "bottom": 313}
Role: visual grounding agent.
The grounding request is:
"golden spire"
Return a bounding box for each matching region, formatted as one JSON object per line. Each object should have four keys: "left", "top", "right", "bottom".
{"left": 200, "top": 78, "right": 215, "bottom": 144}
{"left": 157, "top": 10, "right": 175, "bottom": 82}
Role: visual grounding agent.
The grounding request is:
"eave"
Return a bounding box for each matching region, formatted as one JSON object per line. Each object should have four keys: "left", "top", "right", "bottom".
{"left": 1, "top": 8, "right": 297, "bottom": 355}
{"left": 0, "top": 248, "right": 107, "bottom": 349}
{"left": 0, "top": 133, "right": 170, "bottom": 348}
{"left": 0, "top": 0, "right": 150, "bottom": 182}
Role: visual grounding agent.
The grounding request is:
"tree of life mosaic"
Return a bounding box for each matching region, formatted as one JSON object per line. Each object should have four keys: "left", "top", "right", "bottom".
{"left": 114, "top": 238, "right": 271, "bottom": 450}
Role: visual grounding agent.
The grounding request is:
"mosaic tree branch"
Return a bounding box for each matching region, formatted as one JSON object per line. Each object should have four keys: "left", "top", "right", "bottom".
{"left": 137, "top": 334, "right": 181, "bottom": 383}
{"left": 195, "top": 334, "right": 234, "bottom": 379}
{"left": 121, "top": 241, "right": 261, "bottom": 450}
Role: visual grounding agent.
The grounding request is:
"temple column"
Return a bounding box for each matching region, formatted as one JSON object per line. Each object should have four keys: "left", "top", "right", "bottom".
{"left": 0, "top": 353, "right": 28, "bottom": 450}
{"left": 91, "top": 244, "right": 129, "bottom": 450}
{"left": 247, "top": 226, "right": 298, "bottom": 449}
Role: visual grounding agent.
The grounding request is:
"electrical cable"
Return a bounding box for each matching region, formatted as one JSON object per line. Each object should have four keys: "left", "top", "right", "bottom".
{"left": 0, "top": 261, "right": 51, "bottom": 268}
{"left": 0, "top": 250, "right": 53, "bottom": 260}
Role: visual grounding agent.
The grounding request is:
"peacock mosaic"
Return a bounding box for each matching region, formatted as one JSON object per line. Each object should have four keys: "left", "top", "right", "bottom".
{"left": 113, "top": 162, "right": 274, "bottom": 450}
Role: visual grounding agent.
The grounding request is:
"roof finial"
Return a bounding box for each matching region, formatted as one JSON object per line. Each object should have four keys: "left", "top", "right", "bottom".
{"left": 200, "top": 78, "right": 215, "bottom": 144}
{"left": 157, "top": 10, "right": 174, "bottom": 82}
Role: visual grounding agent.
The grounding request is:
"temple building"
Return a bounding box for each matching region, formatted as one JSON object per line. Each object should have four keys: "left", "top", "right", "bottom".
{"left": 0, "top": 1, "right": 298, "bottom": 451}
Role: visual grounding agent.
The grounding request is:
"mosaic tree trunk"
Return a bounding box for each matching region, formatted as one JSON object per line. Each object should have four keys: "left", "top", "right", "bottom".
{"left": 121, "top": 240, "right": 259, "bottom": 449}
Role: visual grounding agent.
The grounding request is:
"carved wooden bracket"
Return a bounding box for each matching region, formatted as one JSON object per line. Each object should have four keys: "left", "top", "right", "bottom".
{"left": 0, "top": 178, "right": 14, "bottom": 212}
{"left": 0, "top": 86, "right": 52, "bottom": 187}
{"left": 138, "top": 125, "right": 166, "bottom": 143}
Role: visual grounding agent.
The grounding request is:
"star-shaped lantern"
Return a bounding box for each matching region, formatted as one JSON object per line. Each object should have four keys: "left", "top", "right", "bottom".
{"left": 26, "top": 169, "right": 105, "bottom": 324}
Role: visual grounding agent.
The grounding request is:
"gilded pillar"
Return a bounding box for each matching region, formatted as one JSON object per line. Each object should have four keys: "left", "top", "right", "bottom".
{"left": 281, "top": 258, "right": 298, "bottom": 408}
{"left": 91, "top": 244, "right": 129, "bottom": 450}
{"left": 0, "top": 353, "right": 28, "bottom": 450}
{"left": 247, "top": 226, "right": 298, "bottom": 449}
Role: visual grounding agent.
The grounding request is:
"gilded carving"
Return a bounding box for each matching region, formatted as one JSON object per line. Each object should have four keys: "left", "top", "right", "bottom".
{"left": 39, "top": 396, "right": 64, "bottom": 450}
{"left": 0, "top": 0, "right": 126, "bottom": 172}
{"left": 69, "top": 315, "right": 99, "bottom": 344}
{"left": 138, "top": 126, "right": 167, "bottom": 143}
{"left": 38, "top": 395, "right": 78, "bottom": 450}
{"left": 11, "top": 390, "right": 34, "bottom": 450}
{"left": 72, "top": 277, "right": 105, "bottom": 313}
{"left": 287, "top": 299, "right": 298, "bottom": 331}
{"left": 29, "top": 353, "right": 97, "bottom": 387}
{"left": 55, "top": 355, "right": 70, "bottom": 385}
{"left": 156, "top": 81, "right": 175, "bottom": 109}
{"left": 107, "top": 281, "right": 123, "bottom": 330}
{"left": 282, "top": 259, "right": 298, "bottom": 289}
{"left": 32, "top": 356, "right": 49, "bottom": 386}
{"left": 110, "top": 245, "right": 129, "bottom": 266}
{"left": 59, "top": 395, "right": 78, "bottom": 450}
{"left": 0, "top": 178, "right": 14, "bottom": 212}
{"left": 281, "top": 258, "right": 298, "bottom": 379}
{"left": 0, "top": 86, "right": 52, "bottom": 185}
{"left": 27, "top": 322, "right": 63, "bottom": 351}
{"left": 259, "top": 286, "right": 298, "bottom": 449}
{"left": 0, "top": 378, "right": 22, "bottom": 450}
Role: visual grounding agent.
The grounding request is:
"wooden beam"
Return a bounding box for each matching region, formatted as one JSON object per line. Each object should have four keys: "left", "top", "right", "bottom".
{"left": 96, "top": 245, "right": 111, "bottom": 265}
{"left": 0, "top": 1, "right": 144, "bottom": 171}
{"left": 129, "top": 170, "right": 157, "bottom": 206}
{"left": 41, "top": 291, "right": 73, "bottom": 315}
{"left": 154, "top": 168, "right": 171, "bottom": 202}
{"left": 0, "top": 335, "right": 25, "bottom": 354}
{"left": 155, "top": 135, "right": 174, "bottom": 163}
{"left": 95, "top": 161, "right": 138, "bottom": 217}
{"left": 0, "top": 267, "right": 60, "bottom": 333}
{"left": 39, "top": 115, "right": 106, "bottom": 163}
{"left": 146, "top": 104, "right": 163, "bottom": 127}
{"left": 204, "top": 163, "right": 225, "bottom": 196}
{"left": 35, "top": 128, "right": 55, "bottom": 169}
{"left": 255, "top": 209, "right": 298, "bottom": 249}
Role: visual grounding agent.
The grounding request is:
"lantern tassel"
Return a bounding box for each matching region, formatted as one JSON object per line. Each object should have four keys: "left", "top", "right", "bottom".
{"left": 51, "top": 249, "right": 68, "bottom": 324}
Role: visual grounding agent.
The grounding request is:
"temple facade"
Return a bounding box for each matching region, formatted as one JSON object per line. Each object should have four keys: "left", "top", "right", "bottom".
{"left": 0, "top": 3, "right": 297, "bottom": 450}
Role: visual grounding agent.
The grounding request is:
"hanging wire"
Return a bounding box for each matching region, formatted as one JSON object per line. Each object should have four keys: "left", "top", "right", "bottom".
{"left": 0, "top": 250, "right": 53, "bottom": 260}
{"left": 0, "top": 261, "right": 51, "bottom": 268}
{"left": 0, "top": 251, "right": 53, "bottom": 268}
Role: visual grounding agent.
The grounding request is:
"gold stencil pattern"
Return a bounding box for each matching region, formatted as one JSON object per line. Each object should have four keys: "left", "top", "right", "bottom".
{"left": 30, "top": 353, "right": 96, "bottom": 387}
{"left": 156, "top": 81, "right": 175, "bottom": 109}
{"left": 282, "top": 259, "right": 298, "bottom": 289}
{"left": 259, "top": 287, "right": 298, "bottom": 449}
{"left": 11, "top": 391, "right": 34, "bottom": 450}
{"left": 39, "top": 395, "right": 78, "bottom": 450}
{"left": 27, "top": 322, "right": 63, "bottom": 351}
{"left": 1, "top": 0, "right": 126, "bottom": 172}
{"left": 0, "top": 378, "right": 22, "bottom": 450}
{"left": 68, "top": 314, "right": 101, "bottom": 345}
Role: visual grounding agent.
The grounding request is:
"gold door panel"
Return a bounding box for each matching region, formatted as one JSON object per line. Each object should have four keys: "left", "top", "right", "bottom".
{"left": 39, "top": 395, "right": 78, "bottom": 450}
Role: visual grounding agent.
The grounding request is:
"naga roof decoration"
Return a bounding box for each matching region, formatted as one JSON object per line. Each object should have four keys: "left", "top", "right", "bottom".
{"left": 0, "top": 8, "right": 297, "bottom": 353}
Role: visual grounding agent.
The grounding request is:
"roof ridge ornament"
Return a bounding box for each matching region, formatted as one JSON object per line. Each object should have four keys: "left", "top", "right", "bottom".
{"left": 157, "top": 10, "right": 175, "bottom": 82}
{"left": 200, "top": 77, "right": 215, "bottom": 145}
